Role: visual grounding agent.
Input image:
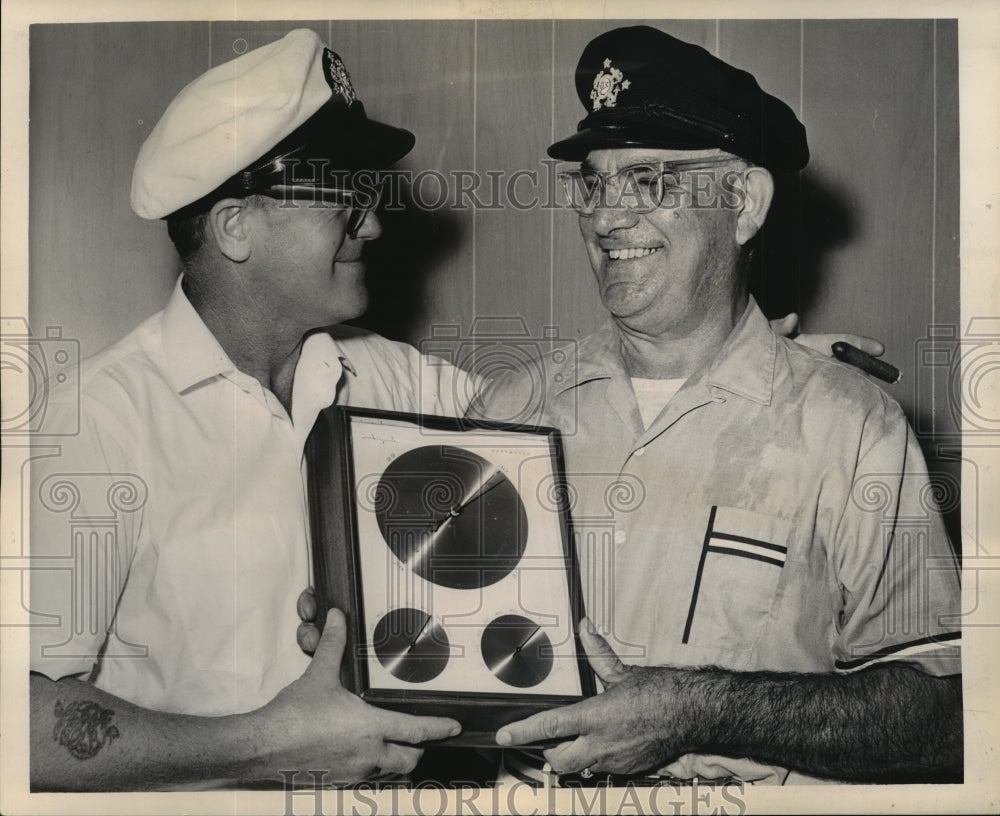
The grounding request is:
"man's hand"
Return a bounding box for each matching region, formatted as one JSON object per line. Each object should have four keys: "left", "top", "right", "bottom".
{"left": 258, "top": 608, "right": 460, "bottom": 782}
{"left": 296, "top": 587, "right": 322, "bottom": 654}
{"left": 495, "top": 619, "right": 962, "bottom": 783}
{"left": 770, "top": 313, "right": 885, "bottom": 358}
{"left": 32, "top": 607, "right": 460, "bottom": 790}
{"left": 496, "top": 620, "right": 691, "bottom": 776}
{"left": 300, "top": 598, "right": 682, "bottom": 776}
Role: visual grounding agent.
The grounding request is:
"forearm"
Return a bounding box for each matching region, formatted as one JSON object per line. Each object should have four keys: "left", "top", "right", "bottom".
{"left": 31, "top": 672, "right": 272, "bottom": 791}
{"left": 679, "top": 662, "right": 963, "bottom": 781}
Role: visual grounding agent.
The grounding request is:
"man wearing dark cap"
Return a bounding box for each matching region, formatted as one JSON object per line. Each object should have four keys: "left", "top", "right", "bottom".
{"left": 29, "top": 29, "right": 471, "bottom": 790}
{"left": 477, "top": 26, "right": 962, "bottom": 784}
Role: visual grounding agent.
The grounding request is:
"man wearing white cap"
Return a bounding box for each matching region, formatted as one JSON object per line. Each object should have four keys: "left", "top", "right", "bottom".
{"left": 29, "top": 29, "right": 471, "bottom": 790}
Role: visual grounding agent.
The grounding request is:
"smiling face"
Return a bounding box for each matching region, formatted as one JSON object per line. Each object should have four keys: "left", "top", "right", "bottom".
{"left": 578, "top": 148, "right": 750, "bottom": 340}
{"left": 248, "top": 197, "right": 381, "bottom": 332}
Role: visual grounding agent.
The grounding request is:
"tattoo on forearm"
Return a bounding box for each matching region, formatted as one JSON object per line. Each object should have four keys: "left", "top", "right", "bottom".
{"left": 53, "top": 699, "right": 121, "bottom": 760}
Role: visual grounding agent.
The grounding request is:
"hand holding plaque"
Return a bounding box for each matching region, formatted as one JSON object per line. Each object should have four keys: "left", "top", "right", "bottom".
{"left": 305, "top": 408, "right": 594, "bottom": 745}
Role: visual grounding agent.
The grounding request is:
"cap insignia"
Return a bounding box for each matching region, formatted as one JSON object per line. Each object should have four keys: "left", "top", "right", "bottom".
{"left": 591, "top": 57, "right": 631, "bottom": 111}
{"left": 323, "top": 49, "right": 357, "bottom": 106}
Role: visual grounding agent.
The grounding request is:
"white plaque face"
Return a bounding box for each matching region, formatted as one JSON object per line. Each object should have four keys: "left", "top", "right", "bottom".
{"left": 347, "top": 412, "right": 584, "bottom": 698}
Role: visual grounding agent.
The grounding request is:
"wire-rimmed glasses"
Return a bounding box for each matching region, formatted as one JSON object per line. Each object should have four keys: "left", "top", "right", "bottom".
{"left": 558, "top": 156, "right": 742, "bottom": 216}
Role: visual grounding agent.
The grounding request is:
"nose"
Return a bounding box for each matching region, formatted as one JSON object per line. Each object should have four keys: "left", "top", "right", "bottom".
{"left": 588, "top": 201, "right": 639, "bottom": 235}
{"left": 354, "top": 209, "right": 383, "bottom": 241}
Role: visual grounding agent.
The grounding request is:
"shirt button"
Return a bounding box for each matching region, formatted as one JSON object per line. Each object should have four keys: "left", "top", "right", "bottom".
{"left": 614, "top": 530, "right": 627, "bottom": 545}
{"left": 634, "top": 447, "right": 646, "bottom": 457}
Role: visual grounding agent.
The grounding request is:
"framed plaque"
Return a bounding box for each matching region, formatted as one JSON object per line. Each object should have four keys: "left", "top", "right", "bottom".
{"left": 305, "top": 407, "right": 594, "bottom": 745}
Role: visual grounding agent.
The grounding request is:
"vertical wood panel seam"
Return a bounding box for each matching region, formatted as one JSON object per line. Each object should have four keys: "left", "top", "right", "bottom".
{"left": 799, "top": 20, "right": 805, "bottom": 320}
{"left": 798, "top": 20, "right": 804, "bottom": 121}
{"left": 472, "top": 20, "right": 478, "bottom": 323}
{"left": 550, "top": 20, "right": 556, "bottom": 334}
{"left": 932, "top": 20, "right": 938, "bottom": 431}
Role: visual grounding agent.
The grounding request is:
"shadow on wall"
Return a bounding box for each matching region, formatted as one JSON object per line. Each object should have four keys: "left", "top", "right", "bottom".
{"left": 752, "top": 174, "right": 962, "bottom": 554}
{"left": 750, "top": 171, "right": 856, "bottom": 322}
{"left": 350, "top": 183, "right": 464, "bottom": 343}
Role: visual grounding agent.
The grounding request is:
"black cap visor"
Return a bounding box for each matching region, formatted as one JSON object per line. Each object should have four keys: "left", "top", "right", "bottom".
{"left": 548, "top": 101, "right": 747, "bottom": 162}
{"left": 295, "top": 102, "right": 415, "bottom": 171}
{"left": 548, "top": 123, "right": 737, "bottom": 162}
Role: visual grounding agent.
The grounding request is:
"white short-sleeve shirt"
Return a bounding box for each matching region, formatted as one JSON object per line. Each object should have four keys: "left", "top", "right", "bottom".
{"left": 30, "top": 278, "right": 475, "bottom": 716}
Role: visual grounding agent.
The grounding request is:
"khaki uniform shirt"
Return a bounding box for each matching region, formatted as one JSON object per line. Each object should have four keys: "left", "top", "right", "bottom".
{"left": 472, "top": 298, "right": 960, "bottom": 783}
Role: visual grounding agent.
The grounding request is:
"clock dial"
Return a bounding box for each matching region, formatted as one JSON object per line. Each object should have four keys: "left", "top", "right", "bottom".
{"left": 375, "top": 445, "right": 529, "bottom": 589}
{"left": 481, "top": 614, "right": 554, "bottom": 688}
{"left": 373, "top": 607, "right": 450, "bottom": 683}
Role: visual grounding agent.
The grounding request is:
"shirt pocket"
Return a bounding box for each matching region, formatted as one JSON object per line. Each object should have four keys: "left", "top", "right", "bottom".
{"left": 680, "top": 505, "right": 792, "bottom": 660}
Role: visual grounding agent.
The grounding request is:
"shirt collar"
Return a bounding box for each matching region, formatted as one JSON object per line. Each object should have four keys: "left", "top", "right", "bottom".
{"left": 161, "top": 276, "right": 237, "bottom": 394}
{"left": 160, "top": 278, "right": 358, "bottom": 398}
{"left": 704, "top": 297, "right": 776, "bottom": 406}
{"left": 320, "top": 326, "right": 359, "bottom": 378}
{"left": 290, "top": 330, "right": 355, "bottom": 450}
{"left": 293, "top": 329, "right": 358, "bottom": 409}
{"left": 555, "top": 297, "right": 776, "bottom": 406}
{"left": 553, "top": 325, "right": 627, "bottom": 395}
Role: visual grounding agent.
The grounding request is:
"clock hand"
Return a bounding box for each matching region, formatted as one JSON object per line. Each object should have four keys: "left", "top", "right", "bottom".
{"left": 384, "top": 614, "right": 434, "bottom": 674}
{"left": 431, "top": 506, "right": 461, "bottom": 533}
{"left": 410, "top": 466, "right": 510, "bottom": 571}
{"left": 514, "top": 624, "right": 543, "bottom": 654}
{"left": 492, "top": 624, "right": 544, "bottom": 673}
{"left": 407, "top": 615, "right": 431, "bottom": 651}
{"left": 460, "top": 467, "right": 507, "bottom": 508}
{"left": 431, "top": 466, "right": 506, "bottom": 531}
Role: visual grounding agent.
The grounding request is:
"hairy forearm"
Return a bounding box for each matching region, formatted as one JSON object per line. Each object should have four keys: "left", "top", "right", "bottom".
{"left": 30, "top": 672, "right": 272, "bottom": 791}
{"left": 675, "top": 662, "right": 963, "bottom": 782}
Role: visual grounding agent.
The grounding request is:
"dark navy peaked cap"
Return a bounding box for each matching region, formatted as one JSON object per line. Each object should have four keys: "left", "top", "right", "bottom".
{"left": 548, "top": 25, "right": 809, "bottom": 171}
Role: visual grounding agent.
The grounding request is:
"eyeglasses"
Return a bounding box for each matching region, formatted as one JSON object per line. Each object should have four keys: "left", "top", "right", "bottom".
{"left": 558, "top": 156, "right": 742, "bottom": 216}
{"left": 264, "top": 183, "right": 383, "bottom": 237}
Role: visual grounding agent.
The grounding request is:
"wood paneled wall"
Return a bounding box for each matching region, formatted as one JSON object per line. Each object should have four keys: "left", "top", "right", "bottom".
{"left": 28, "top": 19, "right": 961, "bottom": 537}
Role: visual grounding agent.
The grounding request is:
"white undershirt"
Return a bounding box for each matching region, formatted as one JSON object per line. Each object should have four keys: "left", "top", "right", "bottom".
{"left": 630, "top": 377, "right": 687, "bottom": 428}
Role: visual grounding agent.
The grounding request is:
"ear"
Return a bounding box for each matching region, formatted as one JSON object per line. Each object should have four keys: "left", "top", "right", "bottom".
{"left": 205, "top": 198, "right": 254, "bottom": 263}
{"left": 735, "top": 166, "right": 774, "bottom": 246}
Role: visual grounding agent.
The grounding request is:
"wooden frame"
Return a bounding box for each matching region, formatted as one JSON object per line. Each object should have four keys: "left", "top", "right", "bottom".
{"left": 306, "top": 406, "right": 594, "bottom": 745}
